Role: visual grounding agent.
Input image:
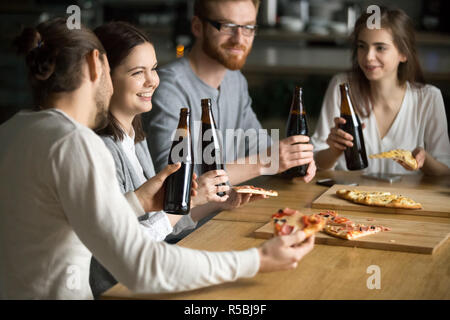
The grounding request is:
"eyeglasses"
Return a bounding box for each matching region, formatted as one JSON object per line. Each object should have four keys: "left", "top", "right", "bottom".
{"left": 203, "top": 18, "right": 257, "bottom": 37}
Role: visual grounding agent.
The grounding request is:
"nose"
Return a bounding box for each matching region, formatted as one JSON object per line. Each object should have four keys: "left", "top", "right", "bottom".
{"left": 366, "top": 47, "right": 376, "bottom": 62}
{"left": 144, "top": 70, "right": 159, "bottom": 88}
{"left": 230, "top": 27, "right": 244, "bottom": 43}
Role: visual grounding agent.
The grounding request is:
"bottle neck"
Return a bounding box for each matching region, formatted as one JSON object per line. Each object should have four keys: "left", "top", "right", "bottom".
{"left": 178, "top": 109, "right": 190, "bottom": 130}
{"left": 290, "top": 87, "right": 305, "bottom": 115}
{"left": 340, "top": 84, "right": 354, "bottom": 116}
{"left": 201, "top": 105, "right": 212, "bottom": 124}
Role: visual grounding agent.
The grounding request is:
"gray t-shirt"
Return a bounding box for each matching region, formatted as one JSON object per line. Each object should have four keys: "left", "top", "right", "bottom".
{"left": 144, "top": 57, "right": 269, "bottom": 174}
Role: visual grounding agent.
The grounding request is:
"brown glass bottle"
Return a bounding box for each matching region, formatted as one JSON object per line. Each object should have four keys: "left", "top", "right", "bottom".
{"left": 284, "top": 86, "right": 309, "bottom": 177}
{"left": 201, "top": 98, "right": 226, "bottom": 197}
{"left": 338, "top": 83, "right": 368, "bottom": 170}
{"left": 163, "top": 108, "right": 194, "bottom": 215}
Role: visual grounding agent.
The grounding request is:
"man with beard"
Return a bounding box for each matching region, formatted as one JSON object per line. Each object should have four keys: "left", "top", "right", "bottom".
{"left": 145, "top": 0, "right": 316, "bottom": 186}
{"left": 0, "top": 18, "right": 315, "bottom": 299}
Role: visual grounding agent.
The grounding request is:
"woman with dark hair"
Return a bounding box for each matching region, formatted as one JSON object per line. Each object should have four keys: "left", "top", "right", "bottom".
{"left": 90, "top": 21, "right": 267, "bottom": 297}
{"left": 312, "top": 7, "right": 450, "bottom": 175}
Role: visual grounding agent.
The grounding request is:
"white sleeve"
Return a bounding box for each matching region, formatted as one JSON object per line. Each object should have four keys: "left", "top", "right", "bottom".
{"left": 52, "top": 130, "right": 259, "bottom": 294}
{"left": 423, "top": 88, "right": 450, "bottom": 168}
{"left": 138, "top": 211, "right": 174, "bottom": 241}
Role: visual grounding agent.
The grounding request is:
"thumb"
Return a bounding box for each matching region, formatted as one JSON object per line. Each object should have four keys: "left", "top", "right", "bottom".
{"left": 281, "top": 230, "right": 307, "bottom": 247}
{"left": 157, "top": 162, "right": 181, "bottom": 181}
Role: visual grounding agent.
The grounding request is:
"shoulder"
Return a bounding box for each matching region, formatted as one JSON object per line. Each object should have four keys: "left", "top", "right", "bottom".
{"left": 408, "top": 82, "right": 444, "bottom": 111}
{"left": 99, "top": 135, "right": 120, "bottom": 150}
{"left": 157, "top": 58, "right": 189, "bottom": 80}
{"left": 410, "top": 82, "right": 442, "bottom": 99}
{"left": 329, "top": 73, "right": 349, "bottom": 88}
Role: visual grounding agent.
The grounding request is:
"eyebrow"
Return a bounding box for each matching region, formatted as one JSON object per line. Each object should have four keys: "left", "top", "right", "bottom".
{"left": 215, "top": 18, "right": 257, "bottom": 25}
{"left": 127, "top": 62, "right": 158, "bottom": 73}
{"left": 127, "top": 66, "right": 145, "bottom": 73}
{"left": 358, "top": 40, "right": 390, "bottom": 46}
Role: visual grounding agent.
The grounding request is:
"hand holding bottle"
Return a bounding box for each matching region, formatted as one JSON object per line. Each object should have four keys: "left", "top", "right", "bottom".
{"left": 327, "top": 117, "right": 366, "bottom": 152}
{"left": 135, "top": 163, "right": 182, "bottom": 212}
{"left": 191, "top": 170, "right": 230, "bottom": 208}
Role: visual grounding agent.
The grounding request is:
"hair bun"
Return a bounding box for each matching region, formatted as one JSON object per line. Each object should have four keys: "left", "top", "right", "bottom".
{"left": 13, "top": 27, "right": 41, "bottom": 55}
{"left": 26, "top": 46, "right": 56, "bottom": 81}
{"left": 13, "top": 27, "right": 56, "bottom": 81}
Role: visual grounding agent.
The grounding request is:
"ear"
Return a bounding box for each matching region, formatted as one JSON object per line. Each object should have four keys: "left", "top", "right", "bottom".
{"left": 85, "top": 49, "right": 102, "bottom": 82}
{"left": 191, "top": 16, "right": 203, "bottom": 39}
{"left": 399, "top": 53, "right": 407, "bottom": 63}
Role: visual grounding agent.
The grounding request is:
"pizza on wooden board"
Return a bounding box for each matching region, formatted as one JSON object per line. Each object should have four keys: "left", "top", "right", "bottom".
{"left": 233, "top": 185, "right": 278, "bottom": 197}
{"left": 271, "top": 209, "right": 391, "bottom": 240}
{"left": 318, "top": 210, "right": 391, "bottom": 240}
{"left": 336, "top": 189, "right": 422, "bottom": 209}
{"left": 369, "top": 149, "right": 418, "bottom": 170}
{"left": 272, "top": 208, "right": 325, "bottom": 237}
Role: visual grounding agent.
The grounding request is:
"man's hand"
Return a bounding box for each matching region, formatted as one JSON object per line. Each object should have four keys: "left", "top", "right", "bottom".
{"left": 258, "top": 231, "right": 315, "bottom": 272}
{"left": 277, "top": 135, "right": 314, "bottom": 174}
{"left": 191, "top": 170, "right": 230, "bottom": 208}
{"left": 134, "top": 163, "right": 181, "bottom": 212}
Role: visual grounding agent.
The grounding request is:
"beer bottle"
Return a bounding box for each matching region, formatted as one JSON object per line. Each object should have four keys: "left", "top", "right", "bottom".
{"left": 201, "top": 98, "right": 226, "bottom": 197}
{"left": 338, "top": 83, "right": 368, "bottom": 170}
{"left": 163, "top": 108, "right": 194, "bottom": 215}
{"left": 284, "top": 86, "right": 309, "bottom": 177}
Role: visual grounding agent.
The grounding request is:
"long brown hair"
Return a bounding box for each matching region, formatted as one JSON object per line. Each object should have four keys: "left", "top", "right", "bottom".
{"left": 13, "top": 18, "right": 106, "bottom": 109}
{"left": 348, "top": 7, "right": 425, "bottom": 116}
{"left": 94, "top": 21, "right": 151, "bottom": 143}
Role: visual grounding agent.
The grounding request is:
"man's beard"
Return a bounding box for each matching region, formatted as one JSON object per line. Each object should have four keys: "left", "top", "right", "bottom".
{"left": 202, "top": 32, "right": 252, "bottom": 70}
{"left": 93, "top": 71, "right": 111, "bottom": 130}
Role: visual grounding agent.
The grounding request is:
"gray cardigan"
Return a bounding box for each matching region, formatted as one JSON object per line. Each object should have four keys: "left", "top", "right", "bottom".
{"left": 89, "top": 135, "right": 196, "bottom": 298}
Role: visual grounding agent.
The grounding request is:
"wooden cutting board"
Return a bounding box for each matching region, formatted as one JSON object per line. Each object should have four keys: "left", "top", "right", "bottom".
{"left": 253, "top": 215, "right": 450, "bottom": 254}
{"left": 311, "top": 184, "right": 450, "bottom": 218}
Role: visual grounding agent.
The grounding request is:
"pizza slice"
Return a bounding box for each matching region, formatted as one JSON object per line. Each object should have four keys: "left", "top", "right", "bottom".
{"left": 272, "top": 208, "right": 325, "bottom": 237}
{"left": 369, "top": 149, "right": 418, "bottom": 170}
{"left": 336, "top": 189, "right": 422, "bottom": 209}
{"left": 323, "top": 224, "right": 383, "bottom": 240}
{"left": 317, "top": 210, "right": 354, "bottom": 227}
{"left": 233, "top": 185, "right": 278, "bottom": 197}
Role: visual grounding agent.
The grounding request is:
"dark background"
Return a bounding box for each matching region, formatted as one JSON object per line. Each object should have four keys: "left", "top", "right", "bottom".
{"left": 1, "top": 0, "right": 449, "bottom": 136}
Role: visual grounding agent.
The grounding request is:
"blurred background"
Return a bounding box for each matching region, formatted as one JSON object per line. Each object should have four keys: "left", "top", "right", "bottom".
{"left": 1, "top": 0, "right": 449, "bottom": 136}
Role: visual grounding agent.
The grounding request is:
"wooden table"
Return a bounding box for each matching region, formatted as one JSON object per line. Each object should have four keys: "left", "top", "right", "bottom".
{"left": 102, "top": 171, "right": 450, "bottom": 300}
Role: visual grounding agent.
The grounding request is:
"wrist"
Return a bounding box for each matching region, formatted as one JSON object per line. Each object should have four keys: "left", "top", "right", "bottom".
{"left": 134, "top": 189, "right": 148, "bottom": 212}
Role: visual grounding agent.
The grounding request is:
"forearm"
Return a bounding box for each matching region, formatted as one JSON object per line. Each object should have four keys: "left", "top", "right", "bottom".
{"left": 314, "top": 148, "right": 342, "bottom": 170}
{"left": 226, "top": 160, "right": 262, "bottom": 185}
{"left": 166, "top": 213, "right": 184, "bottom": 226}
{"left": 421, "top": 152, "right": 450, "bottom": 176}
{"left": 190, "top": 202, "right": 222, "bottom": 222}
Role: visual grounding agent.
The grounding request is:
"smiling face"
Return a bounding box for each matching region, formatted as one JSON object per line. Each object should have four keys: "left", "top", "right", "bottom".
{"left": 108, "top": 42, "right": 159, "bottom": 117}
{"left": 357, "top": 27, "right": 407, "bottom": 83}
{"left": 201, "top": 0, "right": 257, "bottom": 70}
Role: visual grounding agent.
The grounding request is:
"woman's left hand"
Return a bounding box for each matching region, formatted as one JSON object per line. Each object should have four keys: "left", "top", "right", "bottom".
{"left": 396, "top": 147, "right": 425, "bottom": 171}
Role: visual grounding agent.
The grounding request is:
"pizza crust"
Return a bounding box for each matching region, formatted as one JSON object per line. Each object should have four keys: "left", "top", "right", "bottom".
{"left": 369, "top": 149, "right": 418, "bottom": 170}
{"left": 233, "top": 185, "right": 278, "bottom": 197}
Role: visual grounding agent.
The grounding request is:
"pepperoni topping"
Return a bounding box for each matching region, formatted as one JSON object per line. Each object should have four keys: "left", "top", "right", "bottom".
{"left": 280, "top": 224, "right": 294, "bottom": 235}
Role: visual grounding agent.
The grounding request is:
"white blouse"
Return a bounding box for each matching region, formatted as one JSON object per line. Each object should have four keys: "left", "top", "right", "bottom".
{"left": 311, "top": 73, "right": 450, "bottom": 174}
